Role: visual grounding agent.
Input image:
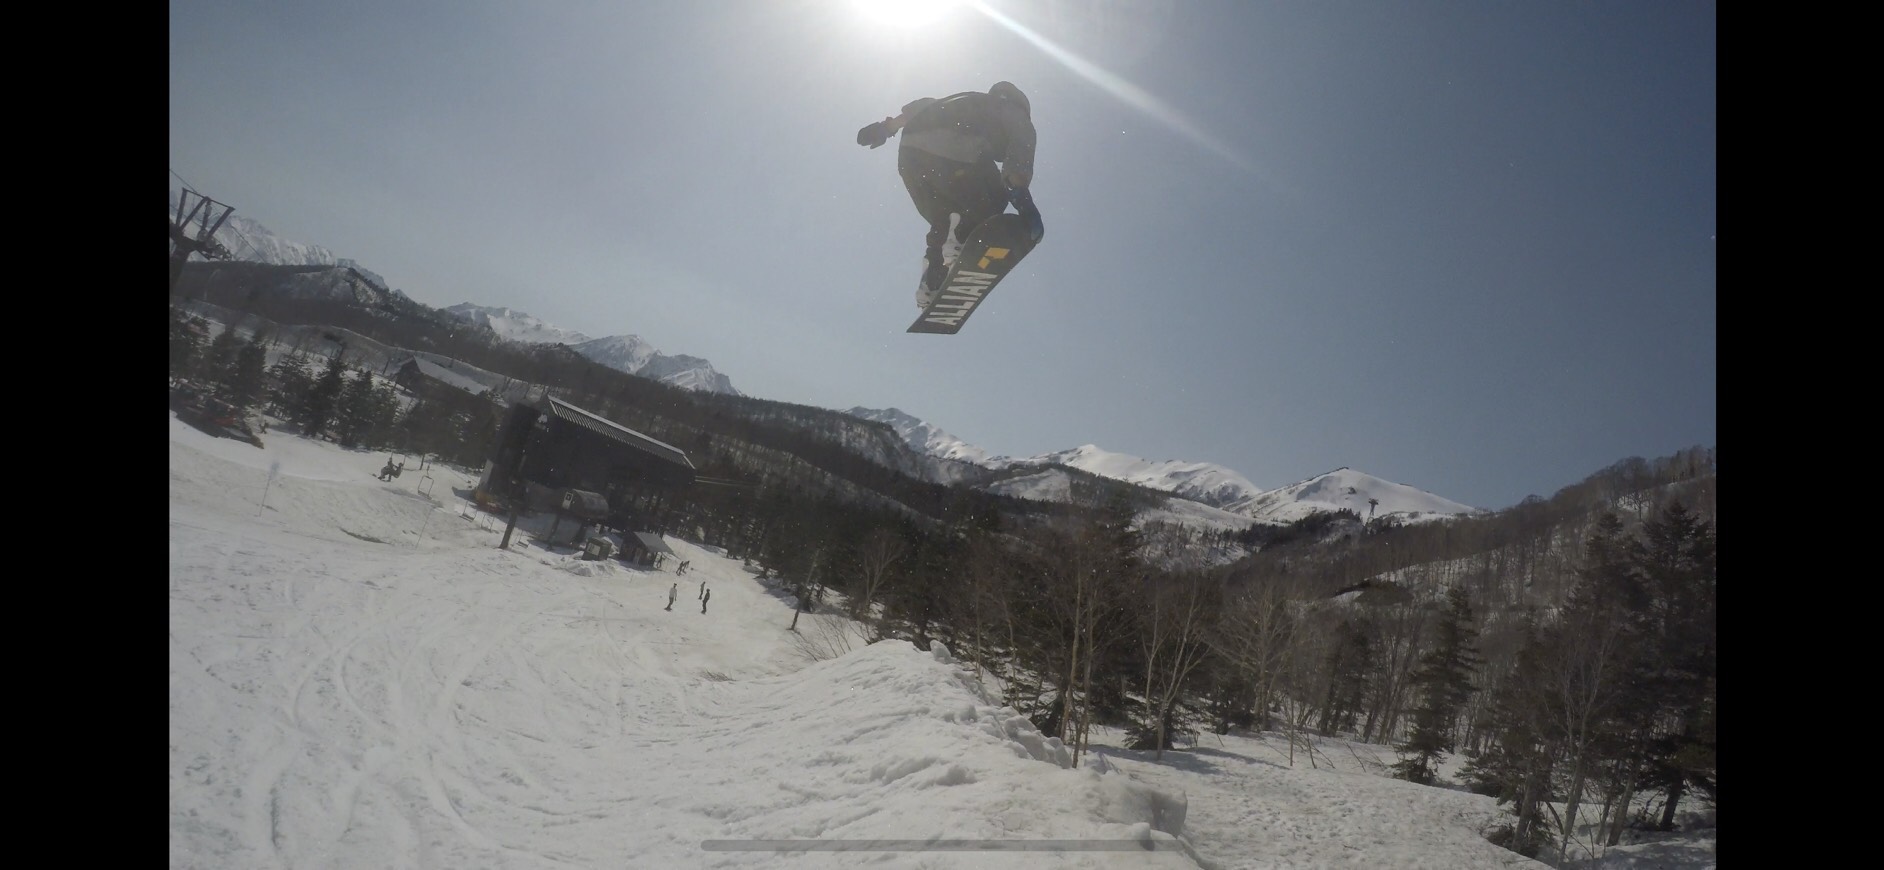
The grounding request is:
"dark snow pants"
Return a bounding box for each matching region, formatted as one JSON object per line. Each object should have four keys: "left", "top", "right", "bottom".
{"left": 897, "top": 146, "right": 1009, "bottom": 263}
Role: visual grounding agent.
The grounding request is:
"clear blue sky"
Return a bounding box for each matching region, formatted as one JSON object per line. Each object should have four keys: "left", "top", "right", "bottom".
{"left": 169, "top": 0, "right": 1715, "bottom": 511}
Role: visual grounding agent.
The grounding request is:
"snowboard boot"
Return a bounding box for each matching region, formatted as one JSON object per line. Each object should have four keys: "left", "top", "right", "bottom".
{"left": 939, "top": 213, "right": 965, "bottom": 269}
{"left": 917, "top": 252, "right": 948, "bottom": 309}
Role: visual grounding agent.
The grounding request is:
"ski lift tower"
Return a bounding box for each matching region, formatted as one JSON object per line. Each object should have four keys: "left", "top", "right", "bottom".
{"left": 169, "top": 189, "right": 235, "bottom": 293}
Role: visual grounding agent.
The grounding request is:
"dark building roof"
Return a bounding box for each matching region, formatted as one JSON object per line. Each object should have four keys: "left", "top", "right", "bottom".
{"left": 543, "top": 396, "right": 694, "bottom": 472}
{"left": 398, "top": 357, "right": 491, "bottom": 396}
{"left": 631, "top": 531, "right": 676, "bottom": 557}
{"left": 560, "top": 488, "right": 611, "bottom": 519}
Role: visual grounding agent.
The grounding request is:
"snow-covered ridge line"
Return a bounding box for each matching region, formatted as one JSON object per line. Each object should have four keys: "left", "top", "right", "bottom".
{"left": 851, "top": 406, "right": 1482, "bottom": 523}
{"left": 442, "top": 304, "right": 741, "bottom": 395}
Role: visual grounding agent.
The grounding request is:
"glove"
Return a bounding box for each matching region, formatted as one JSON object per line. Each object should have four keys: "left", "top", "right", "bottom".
{"left": 1010, "top": 188, "right": 1044, "bottom": 243}
{"left": 856, "top": 121, "right": 892, "bottom": 149}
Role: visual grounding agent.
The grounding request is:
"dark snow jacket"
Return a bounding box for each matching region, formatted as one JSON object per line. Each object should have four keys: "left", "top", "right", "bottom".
{"left": 898, "top": 92, "right": 1036, "bottom": 189}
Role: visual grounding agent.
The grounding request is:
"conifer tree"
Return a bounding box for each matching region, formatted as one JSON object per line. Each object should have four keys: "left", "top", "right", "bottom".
{"left": 1316, "top": 616, "right": 1377, "bottom": 736}
{"left": 225, "top": 334, "right": 270, "bottom": 413}
{"left": 267, "top": 357, "right": 313, "bottom": 427}
{"left": 331, "top": 369, "right": 401, "bottom": 448}
{"left": 202, "top": 325, "right": 242, "bottom": 395}
{"left": 1392, "top": 584, "right": 1482, "bottom": 784}
{"left": 1460, "top": 613, "right": 1556, "bottom": 858}
{"left": 1628, "top": 501, "right": 1716, "bottom": 829}
{"left": 333, "top": 370, "right": 372, "bottom": 448}
{"left": 302, "top": 355, "right": 346, "bottom": 439}
{"left": 1543, "top": 513, "right": 1647, "bottom": 860}
{"left": 358, "top": 377, "right": 402, "bottom": 450}
{"left": 169, "top": 309, "right": 202, "bottom": 380}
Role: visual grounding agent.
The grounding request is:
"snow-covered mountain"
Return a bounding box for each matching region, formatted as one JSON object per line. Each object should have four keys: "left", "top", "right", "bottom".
{"left": 168, "top": 190, "right": 389, "bottom": 291}
{"left": 623, "top": 349, "right": 738, "bottom": 395}
{"left": 851, "top": 406, "right": 1482, "bottom": 524}
{"left": 989, "top": 467, "right": 1260, "bottom": 536}
{"left": 848, "top": 410, "right": 1267, "bottom": 510}
{"left": 170, "top": 191, "right": 1467, "bottom": 518}
{"left": 1029, "top": 444, "right": 1265, "bottom": 511}
{"left": 846, "top": 407, "right": 993, "bottom": 465}
{"left": 442, "top": 303, "right": 593, "bottom": 346}
{"left": 1234, "top": 467, "right": 1483, "bottom": 525}
{"left": 566, "top": 333, "right": 738, "bottom": 396}
{"left": 441, "top": 305, "right": 740, "bottom": 396}
{"left": 170, "top": 191, "right": 740, "bottom": 397}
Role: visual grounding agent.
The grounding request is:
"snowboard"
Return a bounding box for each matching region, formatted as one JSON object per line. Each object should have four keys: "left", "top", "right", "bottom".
{"left": 907, "top": 212, "right": 1037, "bottom": 335}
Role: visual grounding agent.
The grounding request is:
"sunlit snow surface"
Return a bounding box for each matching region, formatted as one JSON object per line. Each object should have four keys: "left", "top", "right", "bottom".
{"left": 170, "top": 414, "right": 1692, "bottom": 868}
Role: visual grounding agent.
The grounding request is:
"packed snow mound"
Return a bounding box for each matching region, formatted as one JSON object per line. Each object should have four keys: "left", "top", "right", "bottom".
{"left": 172, "top": 410, "right": 1568, "bottom": 869}
{"left": 170, "top": 412, "right": 1198, "bottom": 867}
{"left": 556, "top": 557, "right": 621, "bottom": 578}
{"left": 796, "top": 640, "right": 1190, "bottom": 846}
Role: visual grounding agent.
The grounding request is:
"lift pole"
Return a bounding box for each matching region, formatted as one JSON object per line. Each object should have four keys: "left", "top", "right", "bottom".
{"left": 169, "top": 189, "right": 235, "bottom": 293}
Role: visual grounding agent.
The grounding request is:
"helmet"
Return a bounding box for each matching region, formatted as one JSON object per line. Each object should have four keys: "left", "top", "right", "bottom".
{"left": 989, "top": 81, "right": 1030, "bottom": 114}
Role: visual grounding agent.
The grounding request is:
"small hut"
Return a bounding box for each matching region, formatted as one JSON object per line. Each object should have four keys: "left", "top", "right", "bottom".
{"left": 621, "top": 531, "right": 676, "bottom": 569}
{"left": 542, "top": 488, "right": 611, "bottom": 547}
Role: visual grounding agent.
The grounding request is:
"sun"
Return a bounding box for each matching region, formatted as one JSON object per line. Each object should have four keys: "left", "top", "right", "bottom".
{"left": 851, "top": 0, "right": 965, "bottom": 29}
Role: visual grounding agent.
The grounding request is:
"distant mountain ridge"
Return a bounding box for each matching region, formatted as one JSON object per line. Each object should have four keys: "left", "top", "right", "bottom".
{"left": 169, "top": 189, "right": 390, "bottom": 292}
{"left": 441, "top": 304, "right": 590, "bottom": 346}
{"left": 170, "top": 190, "right": 1474, "bottom": 516}
{"left": 1230, "top": 466, "right": 1481, "bottom": 525}
{"left": 442, "top": 304, "right": 740, "bottom": 396}
{"left": 845, "top": 407, "right": 993, "bottom": 465}
{"left": 168, "top": 192, "right": 739, "bottom": 396}
{"left": 849, "top": 406, "right": 1484, "bottom": 524}
{"left": 1028, "top": 444, "right": 1266, "bottom": 511}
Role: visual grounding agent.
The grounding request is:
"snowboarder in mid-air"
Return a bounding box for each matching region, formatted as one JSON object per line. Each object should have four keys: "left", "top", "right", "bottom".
{"left": 857, "top": 81, "right": 1044, "bottom": 311}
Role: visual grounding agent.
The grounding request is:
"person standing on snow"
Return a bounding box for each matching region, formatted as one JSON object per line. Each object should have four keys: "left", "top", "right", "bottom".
{"left": 856, "top": 81, "right": 1044, "bottom": 310}
{"left": 666, "top": 583, "right": 677, "bottom": 611}
{"left": 701, "top": 587, "right": 711, "bottom": 614}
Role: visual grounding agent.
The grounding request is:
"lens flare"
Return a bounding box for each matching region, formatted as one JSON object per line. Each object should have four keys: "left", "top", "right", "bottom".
{"left": 968, "top": 1, "right": 1253, "bottom": 174}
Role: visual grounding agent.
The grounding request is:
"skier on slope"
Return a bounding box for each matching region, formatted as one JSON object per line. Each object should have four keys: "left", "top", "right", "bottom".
{"left": 856, "top": 81, "right": 1044, "bottom": 310}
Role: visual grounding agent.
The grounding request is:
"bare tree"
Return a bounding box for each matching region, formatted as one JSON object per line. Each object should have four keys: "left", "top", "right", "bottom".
{"left": 789, "top": 611, "right": 871, "bottom": 663}
{"left": 1208, "top": 573, "right": 1305, "bottom": 757}
{"left": 1542, "top": 604, "right": 1633, "bottom": 862}
{"left": 1360, "top": 599, "right": 1428, "bottom": 744}
{"left": 1133, "top": 570, "right": 1216, "bottom": 759}
{"left": 1278, "top": 609, "right": 1342, "bottom": 767}
{"left": 955, "top": 531, "right": 1016, "bottom": 699}
{"left": 849, "top": 525, "right": 910, "bottom": 630}
{"left": 1032, "top": 507, "right": 1137, "bottom": 767}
